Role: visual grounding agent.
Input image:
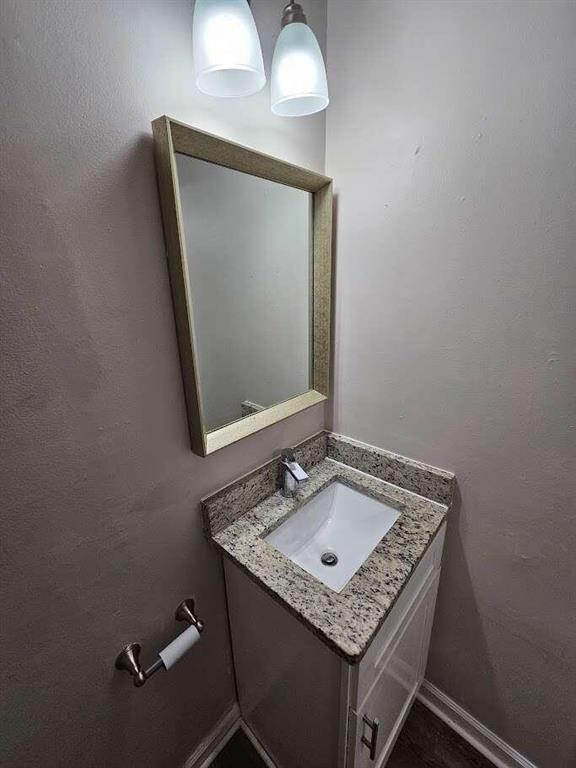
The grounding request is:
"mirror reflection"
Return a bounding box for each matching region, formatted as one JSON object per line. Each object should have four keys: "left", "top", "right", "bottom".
{"left": 175, "top": 153, "right": 312, "bottom": 432}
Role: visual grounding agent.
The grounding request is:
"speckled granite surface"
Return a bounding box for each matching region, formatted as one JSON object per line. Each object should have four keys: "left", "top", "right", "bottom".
{"left": 209, "top": 457, "right": 449, "bottom": 663}
{"left": 328, "top": 433, "right": 455, "bottom": 506}
{"left": 202, "top": 431, "right": 327, "bottom": 536}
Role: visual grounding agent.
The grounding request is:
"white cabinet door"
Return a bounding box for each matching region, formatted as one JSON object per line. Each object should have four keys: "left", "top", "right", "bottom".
{"left": 350, "top": 572, "right": 440, "bottom": 768}
{"left": 356, "top": 525, "right": 445, "bottom": 709}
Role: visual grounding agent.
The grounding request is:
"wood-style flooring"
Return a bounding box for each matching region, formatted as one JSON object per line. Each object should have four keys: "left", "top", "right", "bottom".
{"left": 387, "top": 701, "right": 494, "bottom": 768}
{"left": 210, "top": 700, "right": 494, "bottom": 768}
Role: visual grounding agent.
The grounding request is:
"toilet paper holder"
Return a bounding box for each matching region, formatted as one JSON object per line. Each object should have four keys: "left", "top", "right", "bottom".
{"left": 115, "top": 598, "right": 204, "bottom": 687}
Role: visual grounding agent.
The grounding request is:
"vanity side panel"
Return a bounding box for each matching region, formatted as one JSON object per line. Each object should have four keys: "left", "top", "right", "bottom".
{"left": 224, "top": 560, "right": 343, "bottom": 768}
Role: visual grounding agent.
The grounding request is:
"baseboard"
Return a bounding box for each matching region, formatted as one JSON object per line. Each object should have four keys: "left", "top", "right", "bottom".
{"left": 182, "top": 702, "right": 241, "bottom": 768}
{"left": 185, "top": 683, "right": 538, "bottom": 768}
{"left": 417, "top": 680, "right": 538, "bottom": 768}
{"left": 240, "top": 722, "right": 278, "bottom": 768}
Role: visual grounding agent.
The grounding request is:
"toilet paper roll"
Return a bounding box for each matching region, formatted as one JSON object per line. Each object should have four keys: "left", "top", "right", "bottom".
{"left": 159, "top": 625, "right": 201, "bottom": 670}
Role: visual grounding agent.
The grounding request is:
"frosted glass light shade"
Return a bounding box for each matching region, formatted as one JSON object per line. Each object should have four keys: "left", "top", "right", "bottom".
{"left": 271, "top": 22, "right": 329, "bottom": 117}
{"left": 193, "top": 0, "right": 266, "bottom": 98}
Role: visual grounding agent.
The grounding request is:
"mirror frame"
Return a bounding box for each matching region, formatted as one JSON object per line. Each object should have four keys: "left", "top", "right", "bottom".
{"left": 152, "top": 116, "right": 333, "bottom": 456}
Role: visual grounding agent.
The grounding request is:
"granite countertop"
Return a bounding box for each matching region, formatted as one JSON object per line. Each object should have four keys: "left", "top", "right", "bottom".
{"left": 205, "top": 434, "right": 453, "bottom": 664}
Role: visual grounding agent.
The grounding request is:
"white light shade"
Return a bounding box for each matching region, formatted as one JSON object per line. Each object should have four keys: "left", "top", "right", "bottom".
{"left": 271, "top": 22, "right": 329, "bottom": 117}
{"left": 193, "top": 0, "right": 266, "bottom": 98}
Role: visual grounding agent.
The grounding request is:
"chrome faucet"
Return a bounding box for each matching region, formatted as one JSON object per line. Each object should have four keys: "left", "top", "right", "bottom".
{"left": 280, "top": 449, "right": 309, "bottom": 498}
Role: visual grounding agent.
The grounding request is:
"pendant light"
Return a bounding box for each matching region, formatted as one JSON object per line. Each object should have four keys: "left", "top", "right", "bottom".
{"left": 271, "top": 2, "right": 329, "bottom": 117}
{"left": 193, "top": 0, "right": 266, "bottom": 98}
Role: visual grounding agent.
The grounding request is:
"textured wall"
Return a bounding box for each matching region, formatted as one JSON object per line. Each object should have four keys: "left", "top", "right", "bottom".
{"left": 325, "top": 2, "right": 576, "bottom": 767}
{"left": 0, "top": 1, "right": 326, "bottom": 766}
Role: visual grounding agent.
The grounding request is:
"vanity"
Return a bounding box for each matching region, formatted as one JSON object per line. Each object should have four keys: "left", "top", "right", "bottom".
{"left": 203, "top": 432, "right": 454, "bottom": 768}
{"left": 151, "top": 117, "right": 454, "bottom": 767}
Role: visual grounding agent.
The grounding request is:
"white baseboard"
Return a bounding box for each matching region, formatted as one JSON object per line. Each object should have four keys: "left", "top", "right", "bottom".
{"left": 182, "top": 702, "right": 241, "bottom": 768}
{"left": 240, "top": 723, "right": 278, "bottom": 768}
{"left": 417, "top": 680, "right": 539, "bottom": 768}
{"left": 185, "top": 683, "right": 538, "bottom": 768}
{"left": 181, "top": 704, "right": 280, "bottom": 768}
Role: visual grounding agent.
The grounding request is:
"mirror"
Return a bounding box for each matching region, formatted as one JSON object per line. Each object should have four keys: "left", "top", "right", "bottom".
{"left": 175, "top": 155, "right": 312, "bottom": 432}
{"left": 152, "top": 117, "right": 332, "bottom": 456}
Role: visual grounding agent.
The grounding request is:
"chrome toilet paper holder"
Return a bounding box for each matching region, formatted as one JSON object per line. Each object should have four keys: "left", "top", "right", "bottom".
{"left": 115, "top": 598, "right": 204, "bottom": 687}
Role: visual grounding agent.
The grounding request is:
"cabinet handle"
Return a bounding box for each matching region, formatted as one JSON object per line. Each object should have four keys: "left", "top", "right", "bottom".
{"left": 361, "top": 714, "right": 380, "bottom": 760}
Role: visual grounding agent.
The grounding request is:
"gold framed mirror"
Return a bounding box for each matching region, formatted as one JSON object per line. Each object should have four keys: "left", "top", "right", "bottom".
{"left": 152, "top": 116, "right": 332, "bottom": 456}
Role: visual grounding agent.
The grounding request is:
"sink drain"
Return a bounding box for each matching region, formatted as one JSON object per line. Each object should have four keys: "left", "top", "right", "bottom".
{"left": 321, "top": 551, "right": 338, "bottom": 567}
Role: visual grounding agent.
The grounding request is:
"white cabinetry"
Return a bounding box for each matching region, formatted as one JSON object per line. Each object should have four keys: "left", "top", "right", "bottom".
{"left": 224, "top": 524, "right": 446, "bottom": 768}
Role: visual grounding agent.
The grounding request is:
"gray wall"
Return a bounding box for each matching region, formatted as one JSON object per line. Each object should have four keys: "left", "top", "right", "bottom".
{"left": 0, "top": 1, "right": 326, "bottom": 766}
{"left": 326, "top": 2, "right": 576, "bottom": 767}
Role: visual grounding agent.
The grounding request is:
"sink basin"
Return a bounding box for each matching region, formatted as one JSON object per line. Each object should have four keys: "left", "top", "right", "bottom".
{"left": 265, "top": 481, "right": 401, "bottom": 593}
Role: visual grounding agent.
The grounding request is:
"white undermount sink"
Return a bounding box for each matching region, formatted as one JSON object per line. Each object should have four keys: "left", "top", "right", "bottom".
{"left": 265, "top": 481, "right": 401, "bottom": 593}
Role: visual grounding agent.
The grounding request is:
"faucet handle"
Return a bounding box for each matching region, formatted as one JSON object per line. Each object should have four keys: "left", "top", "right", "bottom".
{"left": 280, "top": 449, "right": 309, "bottom": 482}
{"left": 287, "top": 462, "right": 308, "bottom": 482}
